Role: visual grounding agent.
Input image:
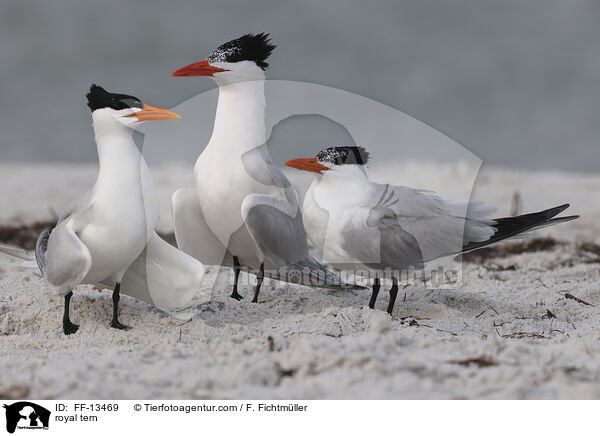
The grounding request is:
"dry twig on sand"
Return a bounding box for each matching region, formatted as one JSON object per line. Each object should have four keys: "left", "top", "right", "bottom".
{"left": 563, "top": 293, "right": 595, "bottom": 307}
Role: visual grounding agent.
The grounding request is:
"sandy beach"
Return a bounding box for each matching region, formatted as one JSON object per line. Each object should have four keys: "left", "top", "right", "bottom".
{"left": 1, "top": 161, "right": 599, "bottom": 399}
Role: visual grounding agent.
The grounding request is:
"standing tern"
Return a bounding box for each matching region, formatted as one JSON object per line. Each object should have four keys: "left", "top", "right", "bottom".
{"left": 171, "top": 33, "right": 350, "bottom": 302}
{"left": 285, "top": 145, "right": 579, "bottom": 314}
{"left": 36, "top": 84, "right": 206, "bottom": 335}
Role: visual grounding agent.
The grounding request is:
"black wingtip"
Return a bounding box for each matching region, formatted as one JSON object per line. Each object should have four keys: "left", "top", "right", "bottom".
{"left": 462, "top": 203, "right": 576, "bottom": 253}
{"left": 546, "top": 214, "right": 580, "bottom": 224}
{"left": 550, "top": 203, "right": 570, "bottom": 214}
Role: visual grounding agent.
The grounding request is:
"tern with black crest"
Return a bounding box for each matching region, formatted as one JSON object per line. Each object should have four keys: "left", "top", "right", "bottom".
{"left": 285, "top": 146, "right": 579, "bottom": 314}
{"left": 171, "top": 34, "right": 351, "bottom": 302}
{"left": 36, "top": 85, "right": 206, "bottom": 335}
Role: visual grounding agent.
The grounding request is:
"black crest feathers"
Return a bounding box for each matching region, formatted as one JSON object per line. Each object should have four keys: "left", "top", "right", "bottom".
{"left": 209, "top": 33, "right": 276, "bottom": 70}
{"left": 316, "top": 146, "right": 371, "bottom": 166}
{"left": 86, "top": 84, "right": 143, "bottom": 112}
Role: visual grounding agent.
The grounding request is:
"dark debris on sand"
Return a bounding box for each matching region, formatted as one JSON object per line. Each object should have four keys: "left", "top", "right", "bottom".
{"left": 0, "top": 221, "right": 177, "bottom": 250}
{"left": 579, "top": 242, "right": 600, "bottom": 258}
{"left": 2, "top": 222, "right": 597, "bottom": 268}
{"left": 448, "top": 357, "right": 497, "bottom": 368}
{"left": 456, "top": 237, "right": 562, "bottom": 263}
{"left": 0, "top": 221, "right": 54, "bottom": 250}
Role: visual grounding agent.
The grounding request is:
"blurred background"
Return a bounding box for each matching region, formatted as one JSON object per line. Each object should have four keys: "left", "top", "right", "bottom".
{"left": 0, "top": 0, "right": 598, "bottom": 171}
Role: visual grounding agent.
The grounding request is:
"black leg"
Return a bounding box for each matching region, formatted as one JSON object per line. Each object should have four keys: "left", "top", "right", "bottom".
{"left": 387, "top": 277, "right": 399, "bottom": 315}
{"left": 368, "top": 278, "right": 381, "bottom": 309}
{"left": 110, "top": 283, "right": 131, "bottom": 330}
{"left": 231, "top": 256, "right": 243, "bottom": 300}
{"left": 252, "top": 263, "right": 265, "bottom": 303}
{"left": 62, "top": 291, "right": 79, "bottom": 335}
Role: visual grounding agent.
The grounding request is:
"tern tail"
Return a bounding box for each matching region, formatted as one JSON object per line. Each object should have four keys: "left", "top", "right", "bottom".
{"left": 462, "top": 203, "right": 578, "bottom": 253}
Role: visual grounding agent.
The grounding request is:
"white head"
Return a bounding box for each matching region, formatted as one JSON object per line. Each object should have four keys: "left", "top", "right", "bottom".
{"left": 285, "top": 146, "right": 371, "bottom": 177}
{"left": 171, "top": 33, "right": 276, "bottom": 86}
{"left": 86, "top": 84, "right": 180, "bottom": 135}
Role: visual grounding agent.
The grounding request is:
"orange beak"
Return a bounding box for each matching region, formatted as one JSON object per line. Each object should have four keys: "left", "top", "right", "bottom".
{"left": 124, "top": 105, "right": 181, "bottom": 121}
{"left": 284, "top": 158, "right": 330, "bottom": 174}
{"left": 171, "top": 59, "right": 229, "bottom": 77}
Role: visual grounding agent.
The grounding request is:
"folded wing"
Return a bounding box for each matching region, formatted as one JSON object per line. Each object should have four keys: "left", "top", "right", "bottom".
{"left": 42, "top": 218, "right": 93, "bottom": 295}
{"left": 339, "top": 183, "right": 496, "bottom": 266}
{"left": 242, "top": 192, "right": 348, "bottom": 288}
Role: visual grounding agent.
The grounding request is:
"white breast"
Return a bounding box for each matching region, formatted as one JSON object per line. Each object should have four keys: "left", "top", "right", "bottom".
{"left": 79, "top": 137, "right": 156, "bottom": 283}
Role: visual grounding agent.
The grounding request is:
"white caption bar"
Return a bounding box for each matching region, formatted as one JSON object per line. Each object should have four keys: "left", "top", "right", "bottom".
{"left": 1, "top": 400, "right": 593, "bottom": 435}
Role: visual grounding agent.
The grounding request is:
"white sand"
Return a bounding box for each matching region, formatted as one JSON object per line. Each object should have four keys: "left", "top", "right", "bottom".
{"left": 1, "top": 161, "right": 599, "bottom": 399}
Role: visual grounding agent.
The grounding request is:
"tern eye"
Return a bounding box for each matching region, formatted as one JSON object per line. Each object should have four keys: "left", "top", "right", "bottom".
{"left": 121, "top": 99, "right": 142, "bottom": 109}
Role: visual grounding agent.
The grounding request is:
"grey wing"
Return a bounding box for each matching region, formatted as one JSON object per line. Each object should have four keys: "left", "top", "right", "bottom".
{"left": 241, "top": 193, "right": 309, "bottom": 266}
{"left": 360, "top": 206, "right": 424, "bottom": 269}
{"left": 35, "top": 227, "right": 51, "bottom": 272}
{"left": 361, "top": 183, "right": 495, "bottom": 263}
{"left": 44, "top": 218, "right": 92, "bottom": 295}
{"left": 241, "top": 193, "right": 348, "bottom": 288}
{"left": 241, "top": 150, "right": 350, "bottom": 288}
{"left": 239, "top": 151, "right": 309, "bottom": 265}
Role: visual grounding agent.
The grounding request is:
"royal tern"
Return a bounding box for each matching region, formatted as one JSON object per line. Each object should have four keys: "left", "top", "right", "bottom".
{"left": 285, "top": 145, "right": 579, "bottom": 314}
{"left": 36, "top": 85, "right": 206, "bottom": 335}
{"left": 171, "top": 33, "right": 350, "bottom": 302}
